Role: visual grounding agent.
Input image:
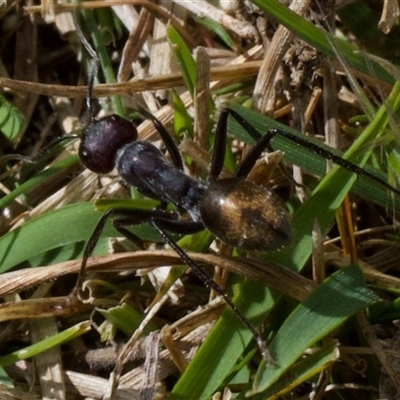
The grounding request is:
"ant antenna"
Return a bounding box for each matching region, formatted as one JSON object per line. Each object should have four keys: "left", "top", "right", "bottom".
{"left": 30, "top": 134, "right": 79, "bottom": 162}
{"left": 85, "top": 57, "right": 100, "bottom": 122}
{"left": 73, "top": 11, "right": 99, "bottom": 122}
{"left": 0, "top": 134, "right": 79, "bottom": 181}
{"left": 0, "top": 154, "right": 33, "bottom": 166}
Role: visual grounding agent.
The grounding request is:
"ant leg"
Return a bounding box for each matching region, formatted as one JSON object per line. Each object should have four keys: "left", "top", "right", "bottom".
{"left": 111, "top": 213, "right": 205, "bottom": 249}
{"left": 75, "top": 207, "right": 203, "bottom": 296}
{"left": 217, "top": 108, "right": 278, "bottom": 179}
{"left": 150, "top": 218, "right": 274, "bottom": 365}
{"left": 75, "top": 207, "right": 115, "bottom": 295}
{"left": 209, "top": 109, "right": 229, "bottom": 180}
{"left": 264, "top": 127, "right": 400, "bottom": 196}
{"left": 210, "top": 108, "right": 276, "bottom": 180}
{"left": 136, "top": 106, "right": 184, "bottom": 171}
{"left": 234, "top": 130, "right": 278, "bottom": 179}
{"left": 224, "top": 108, "right": 400, "bottom": 195}
{"left": 113, "top": 213, "right": 204, "bottom": 247}
{"left": 76, "top": 206, "right": 272, "bottom": 360}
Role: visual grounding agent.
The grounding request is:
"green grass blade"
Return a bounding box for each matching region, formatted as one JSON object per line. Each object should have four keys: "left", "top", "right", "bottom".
{"left": 0, "top": 155, "right": 79, "bottom": 210}
{"left": 250, "top": 0, "right": 393, "bottom": 83}
{"left": 0, "top": 201, "right": 162, "bottom": 273}
{"left": 0, "top": 321, "right": 91, "bottom": 367}
{"left": 97, "top": 303, "right": 158, "bottom": 336}
{"left": 172, "top": 89, "right": 194, "bottom": 139}
{"left": 0, "top": 366, "right": 12, "bottom": 386}
{"left": 237, "top": 342, "right": 339, "bottom": 399}
{"left": 169, "top": 278, "right": 276, "bottom": 400}
{"left": 194, "top": 16, "right": 235, "bottom": 50}
{"left": 0, "top": 203, "right": 112, "bottom": 273}
{"left": 167, "top": 24, "right": 196, "bottom": 97}
{"left": 0, "top": 94, "right": 25, "bottom": 141}
{"left": 249, "top": 266, "right": 379, "bottom": 395}
{"left": 169, "top": 81, "right": 400, "bottom": 398}
{"left": 82, "top": 9, "right": 123, "bottom": 115}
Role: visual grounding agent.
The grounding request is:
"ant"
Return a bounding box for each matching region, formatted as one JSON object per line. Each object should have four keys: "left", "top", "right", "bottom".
{"left": 72, "top": 51, "right": 400, "bottom": 364}
{"left": 66, "top": 17, "right": 400, "bottom": 365}
{"left": 76, "top": 64, "right": 292, "bottom": 365}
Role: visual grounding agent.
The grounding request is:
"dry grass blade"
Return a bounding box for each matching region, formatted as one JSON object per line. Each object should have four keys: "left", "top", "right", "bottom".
{"left": 0, "top": 251, "right": 313, "bottom": 303}
{"left": 0, "top": 61, "right": 262, "bottom": 97}
{"left": 2, "top": 1, "right": 400, "bottom": 398}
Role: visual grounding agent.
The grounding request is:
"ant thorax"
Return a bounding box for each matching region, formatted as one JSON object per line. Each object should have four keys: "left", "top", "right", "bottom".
{"left": 116, "top": 140, "right": 207, "bottom": 221}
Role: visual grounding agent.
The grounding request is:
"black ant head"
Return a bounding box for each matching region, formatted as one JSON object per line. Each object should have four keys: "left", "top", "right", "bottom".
{"left": 79, "top": 115, "right": 138, "bottom": 174}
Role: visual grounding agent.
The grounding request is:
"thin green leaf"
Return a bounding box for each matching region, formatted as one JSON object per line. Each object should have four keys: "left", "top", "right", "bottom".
{"left": 169, "top": 278, "right": 275, "bottom": 400}
{"left": 388, "top": 148, "right": 400, "bottom": 186}
{"left": 0, "top": 203, "right": 112, "bottom": 273}
{"left": 0, "top": 94, "right": 25, "bottom": 141}
{"left": 172, "top": 89, "right": 194, "bottom": 139}
{"left": 167, "top": 24, "right": 196, "bottom": 97}
{"left": 168, "top": 80, "right": 400, "bottom": 398}
{"left": 94, "top": 197, "right": 160, "bottom": 211}
{"left": 194, "top": 16, "right": 235, "bottom": 50}
{"left": 0, "top": 322, "right": 91, "bottom": 367}
{"left": 0, "top": 201, "right": 163, "bottom": 273}
{"left": 0, "top": 155, "right": 79, "bottom": 210}
{"left": 241, "top": 342, "right": 340, "bottom": 399}
{"left": 250, "top": 0, "right": 394, "bottom": 83}
{"left": 95, "top": 7, "right": 120, "bottom": 45}
{"left": 0, "top": 365, "right": 12, "bottom": 386}
{"left": 82, "top": 9, "right": 123, "bottom": 115}
{"left": 97, "top": 303, "right": 158, "bottom": 336}
{"left": 249, "top": 266, "right": 379, "bottom": 394}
